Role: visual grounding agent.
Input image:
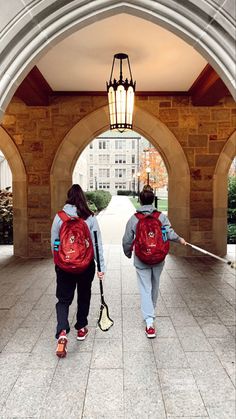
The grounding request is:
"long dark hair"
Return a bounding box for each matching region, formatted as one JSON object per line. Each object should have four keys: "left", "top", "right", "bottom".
{"left": 66, "top": 184, "right": 93, "bottom": 219}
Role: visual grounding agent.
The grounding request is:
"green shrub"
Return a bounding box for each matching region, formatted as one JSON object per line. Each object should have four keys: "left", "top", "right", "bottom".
{"left": 227, "top": 176, "right": 236, "bottom": 244}
{"left": 0, "top": 189, "right": 13, "bottom": 244}
{"left": 85, "top": 190, "right": 111, "bottom": 212}
{"left": 228, "top": 177, "right": 236, "bottom": 223}
{"left": 117, "top": 190, "right": 133, "bottom": 196}
{"left": 228, "top": 223, "right": 236, "bottom": 244}
{"left": 87, "top": 201, "right": 97, "bottom": 213}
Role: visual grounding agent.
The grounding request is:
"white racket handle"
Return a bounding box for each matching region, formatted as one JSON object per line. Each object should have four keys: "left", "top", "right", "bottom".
{"left": 186, "top": 242, "right": 231, "bottom": 265}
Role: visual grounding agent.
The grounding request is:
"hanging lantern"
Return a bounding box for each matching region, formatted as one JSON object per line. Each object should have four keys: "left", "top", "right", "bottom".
{"left": 107, "top": 53, "right": 136, "bottom": 132}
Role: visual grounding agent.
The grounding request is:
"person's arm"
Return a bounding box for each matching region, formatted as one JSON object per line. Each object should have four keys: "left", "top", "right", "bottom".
{"left": 90, "top": 216, "right": 105, "bottom": 277}
{"left": 122, "top": 217, "right": 135, "bottom": 258}
{"left": 159, "top": 213, "right": 186, "bottom": 245}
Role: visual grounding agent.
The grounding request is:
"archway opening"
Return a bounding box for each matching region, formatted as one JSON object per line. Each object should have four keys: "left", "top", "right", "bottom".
{"left": 73, "top": 130, "right": 168, "bottom": 205}
{"left": 0, "top": 150, "right": 13, "bottom": 254}
{"left": 51, "top": 105, "right": 189, "bottom": 255}
{"left": 72, "top": 128, "right": 169, "bottom": 246}
{"left": 227, "top": 157, "right": 236, "bottom": 258}
{"left": 0, "top": 127, "right": 28, "bottom": 258}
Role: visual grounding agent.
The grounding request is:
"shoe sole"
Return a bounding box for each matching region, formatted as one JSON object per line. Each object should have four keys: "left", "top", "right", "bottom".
{"left": 77, "top": 333, "right": 88, "bottom": 341}
{"left": 56, "top": 338, "right": 67, "bottom": 357}
{"left": 145, "top": 332, "right": 156, "bottom": 338}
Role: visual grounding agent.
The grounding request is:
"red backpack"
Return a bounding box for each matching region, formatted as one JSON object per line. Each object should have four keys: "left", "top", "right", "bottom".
{"left": 53, "top": 211, "right": 94, "bottom": 273}
{"left": 133, "top": 211, "right": 169, "bottom": 264}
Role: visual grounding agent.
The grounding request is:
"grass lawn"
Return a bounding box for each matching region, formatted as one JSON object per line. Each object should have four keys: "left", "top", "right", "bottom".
{"left": 130, "top": 197, "right": 168, "bottom": 211}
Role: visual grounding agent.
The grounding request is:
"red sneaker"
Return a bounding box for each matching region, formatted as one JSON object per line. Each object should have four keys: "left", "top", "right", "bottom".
{"left": 56, "top": 331, "right": 67, "bottom": 358}
{"left": 145, "top": 326, "right": 156, "bottom": 338}
{"left": 77, "top": 327, "right": 88, "bottom": 341}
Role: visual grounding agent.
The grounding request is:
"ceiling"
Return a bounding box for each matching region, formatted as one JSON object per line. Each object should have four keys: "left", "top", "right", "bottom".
{"left": 36, "top": 14, "right": 207, "bottom": 92}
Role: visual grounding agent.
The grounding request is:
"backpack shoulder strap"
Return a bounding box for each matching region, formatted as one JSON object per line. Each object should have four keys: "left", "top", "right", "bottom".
{"left": 152, "top": 210, "right": 161, "bottom": 219}
{"left": 58, "top": 210, "right": 72, "bottom": 222}
{"left": 135, "top": 211, "right": 161, "bottom": 220}
{"left": 135, "top": 212, "right": 145, "bottom": 220}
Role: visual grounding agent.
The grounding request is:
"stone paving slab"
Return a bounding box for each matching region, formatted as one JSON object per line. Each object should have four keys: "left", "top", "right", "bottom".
{"left": 0, "top": 196, "right": 235, "bottom": 418}
{"left": 0, "top": 248, "right": 235, "bottom": 418}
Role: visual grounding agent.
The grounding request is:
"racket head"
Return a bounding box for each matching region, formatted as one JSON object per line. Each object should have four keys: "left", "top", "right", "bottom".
{"left": 98, "top": 303, "right": 114, "bottom": 331}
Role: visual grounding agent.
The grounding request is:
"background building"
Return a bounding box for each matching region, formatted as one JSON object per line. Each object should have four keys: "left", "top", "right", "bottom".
{"left": 74, "top": 130, "right": 150, "bottom": 195}
{"left": 0, "top": 151, "right": 12, "bottom": 190}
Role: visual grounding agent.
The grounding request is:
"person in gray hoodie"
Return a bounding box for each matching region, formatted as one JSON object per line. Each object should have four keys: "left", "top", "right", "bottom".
{"left": 51, "top": 184, "right": 105, "bottom": 357}
{"left": 122, "top": 186, "right": 186, "bottom": 338}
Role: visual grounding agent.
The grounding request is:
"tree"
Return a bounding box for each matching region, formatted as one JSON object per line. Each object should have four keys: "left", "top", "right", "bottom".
{"left": 0, "top": 188, "right": 13, "bottom": 244}
{"left": 139, "top": 147, "right": 168, "bottom": 190}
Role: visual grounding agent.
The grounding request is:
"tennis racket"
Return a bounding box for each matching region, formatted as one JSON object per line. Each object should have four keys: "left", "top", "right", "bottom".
{"left": 94, "top": 231, "right": 114, "bottom": 331}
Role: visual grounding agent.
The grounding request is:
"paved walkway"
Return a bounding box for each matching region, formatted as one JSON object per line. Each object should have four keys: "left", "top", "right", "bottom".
{"left": 0, "top": 196, "right": 235, "bottom": 418}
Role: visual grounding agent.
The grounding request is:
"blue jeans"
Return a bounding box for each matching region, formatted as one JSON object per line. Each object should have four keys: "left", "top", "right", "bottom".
{"left": 136, "top": 261, "right": 164, "bottom": 327}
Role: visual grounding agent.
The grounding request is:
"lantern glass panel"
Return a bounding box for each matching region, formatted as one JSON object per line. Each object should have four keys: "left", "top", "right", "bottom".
{"left": 108, "top": 86, "right": 116, "bottom": 126}
{"left": 126, "top": 86, "right": 134, "bottom": 125}
{"left": 116, "top": 84, "right": 126, "bottom": 125}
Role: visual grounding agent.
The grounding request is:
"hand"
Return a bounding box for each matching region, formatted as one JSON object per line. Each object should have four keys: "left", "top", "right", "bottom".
{"left": 97, "top": 271, "right": 104, "bottom": 279}
{"left": 179, "top": 237, "right": 187, "bottom": 245}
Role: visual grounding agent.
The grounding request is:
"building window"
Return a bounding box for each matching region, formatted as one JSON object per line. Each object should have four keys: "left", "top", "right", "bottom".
{"left": 115, "top": 140, "right": 126, "bottom": 150}
{"left": 115, "top": 168, "right": 126, "bottom": 178}
{"left": 115, "top": 182, "right": 126, "bottom": 189}
{"left": 131, "top": 155, "right": 135, "bottom": 164}
{"left": 99, "top": 168, "right": 110, "bottom": 177}
{"left": 99, "top": 154, "right": 110, "bottom": 164}
{"left": 89, "top": 167, "right": 93, "bottom": 177}
{"left": 115, "top": 154, "right": 126, "bottom": 164}
{"left": 98, "top": 182, "right": 110, "bottom": 189}
{"left": 99, "top": 140, "right": 107, "bottom": 149}
{"left": 89, "top": 143, "right": 93, "bottom": 149}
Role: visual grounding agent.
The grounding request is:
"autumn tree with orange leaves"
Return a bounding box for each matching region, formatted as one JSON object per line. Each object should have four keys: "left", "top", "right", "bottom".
{"left": 139, "top": 147, "right": 168, "bottom": 191}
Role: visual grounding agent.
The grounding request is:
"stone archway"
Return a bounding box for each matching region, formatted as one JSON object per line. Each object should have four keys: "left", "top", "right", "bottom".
{"left": 0, "top": 127, "right": 28, "bottom": 257}
{"left": 213, "top": 130, "right": 236, "bottom": 256}
{"left": 0, "top": 1, "right": 235, "bottom": 116}
{"left": 51, "top": 105, "right": 190, "bottom": 255}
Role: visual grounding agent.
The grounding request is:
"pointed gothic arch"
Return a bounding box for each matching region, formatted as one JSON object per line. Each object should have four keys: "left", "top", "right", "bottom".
{"left": 0, "top": 0, "right": 235, "bottom": 116}
{"left": 0, "top": 127, "right": 28, "bottom": 257}
{"left": 51, "top": 105, "right": 190, "bottom": 255}
{"left": 213, "top": 130, "right": 236, "bottom": 256}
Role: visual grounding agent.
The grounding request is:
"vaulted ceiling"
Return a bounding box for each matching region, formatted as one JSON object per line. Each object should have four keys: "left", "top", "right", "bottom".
{"left": 15, "top": 14, "right": 230, "bottom": 107}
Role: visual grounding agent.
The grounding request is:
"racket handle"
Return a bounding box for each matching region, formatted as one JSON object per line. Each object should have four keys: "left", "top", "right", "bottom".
{"left": 94, "top": 231, "right": 101, "bottom": 271}
{"left": 99, "top": 278, "right": 105, "bottom": 304}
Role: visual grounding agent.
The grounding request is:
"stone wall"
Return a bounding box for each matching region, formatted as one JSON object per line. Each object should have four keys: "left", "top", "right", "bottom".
{"left": 1, "top": 94, "right": 235, "bottom": 257}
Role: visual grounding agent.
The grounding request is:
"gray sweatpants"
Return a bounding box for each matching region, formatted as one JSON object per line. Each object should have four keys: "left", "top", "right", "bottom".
{"left": 136, "top": 261, "right": 165, "bottom": 328}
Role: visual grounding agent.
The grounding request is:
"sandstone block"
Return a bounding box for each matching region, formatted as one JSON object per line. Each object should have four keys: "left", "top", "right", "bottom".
{"left": 209, "top": 141, "right": 225, "bottom": 153}
{"left": 211, "top": 109, "right": 230, "bottom": 121}
{"left": 189, "top": 134, "right": 208, "bottom": 147}
{"left": 179, "top": 113, "right": 197, "bottom": 128}
{"left": 195, "top": 155, "right": 218, "bottom": 166}
{"left": 28, "top": 174, "right": 41, "bottom": 185}
{"left": 172, "top": 96, "right": 190, "bottom": 106}
{"left": 198, "top": 122, "right": 217, "bottom": 134}
{"left": 191, "top": 204, "right": 213, "bottom": 218}
{"left": 199, "top": 219, "right": 212, "bottom": 230}
{"left": 159, "top": 101, "right": 171, "bottom": 107}
{"left": 2, "top": 115, "right": 16, "bottom": 125}
{"left": 29, "top": 233, "right": 41, "bottom": 242}
{"left": 13, "top": 134, "right": 24, "bottom": 145}
{"left": 159, "top": 108, "right": 179, "bottom": 121}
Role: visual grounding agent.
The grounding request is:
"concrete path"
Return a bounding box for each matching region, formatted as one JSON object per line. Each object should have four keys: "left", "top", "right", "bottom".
{"left": 0, "top": 196, "right": 235, "bottom": 418}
